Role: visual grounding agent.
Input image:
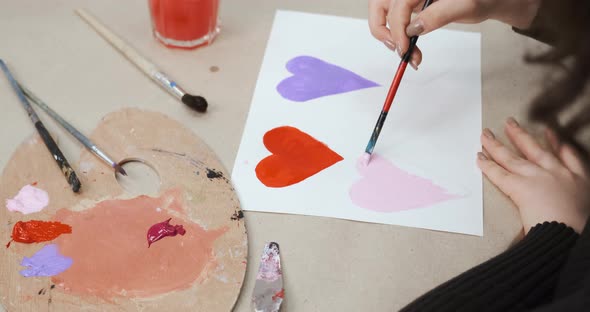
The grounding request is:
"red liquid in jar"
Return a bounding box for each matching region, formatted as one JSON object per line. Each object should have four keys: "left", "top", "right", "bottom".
{"left": 149, "top": 0, "right": 219, "bottom": 49}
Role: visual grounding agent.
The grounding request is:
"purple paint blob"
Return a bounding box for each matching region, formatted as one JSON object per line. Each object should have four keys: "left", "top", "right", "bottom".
{"left": 147, "top": 218, "right": 186, "bottom": 247}
{"left": 20, "top": 244, "right": 73, "bottom": 277}
{"left": 350, "top": 154, "right": 459, "bottom": 212}
{"left": 276, "top": 56, "right": 379, "bottom": 102}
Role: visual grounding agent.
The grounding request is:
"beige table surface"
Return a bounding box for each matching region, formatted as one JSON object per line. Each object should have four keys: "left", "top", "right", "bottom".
{"left": 0, "top": 0, "right": 550, "bottom": 311}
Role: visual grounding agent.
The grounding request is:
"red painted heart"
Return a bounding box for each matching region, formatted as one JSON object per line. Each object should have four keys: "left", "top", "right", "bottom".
{"left": 255, "top": 126, "right": 343, "bottom": 187}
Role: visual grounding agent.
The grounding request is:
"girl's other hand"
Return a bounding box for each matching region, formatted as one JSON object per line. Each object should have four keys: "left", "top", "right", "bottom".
{"left": 478, "top": 118, "right": 590, "bottom": 234}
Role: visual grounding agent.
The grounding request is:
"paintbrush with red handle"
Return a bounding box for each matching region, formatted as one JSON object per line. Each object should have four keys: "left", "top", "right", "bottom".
{"left": 363, "top": 0, "right": 433, "bottom": 165}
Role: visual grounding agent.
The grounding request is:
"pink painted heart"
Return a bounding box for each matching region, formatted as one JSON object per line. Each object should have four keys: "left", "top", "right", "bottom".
{"left": 349, "top": 154, "right": 458, "bottom": 212}
{"left": 276, "top": 56, "right": 379, "bottom": 102}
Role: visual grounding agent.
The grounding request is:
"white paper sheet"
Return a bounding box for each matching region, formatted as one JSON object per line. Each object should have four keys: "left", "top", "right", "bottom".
{"left": 232, "top": 10, "right": 482, "bottom": 235}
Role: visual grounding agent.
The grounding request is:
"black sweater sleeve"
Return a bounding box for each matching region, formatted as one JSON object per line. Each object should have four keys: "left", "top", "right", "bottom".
{"left": 400, "top": 222, "right": 579, "bottom": 312}
{"left": 533, "top": 219, "right": 590, "bottom": 311}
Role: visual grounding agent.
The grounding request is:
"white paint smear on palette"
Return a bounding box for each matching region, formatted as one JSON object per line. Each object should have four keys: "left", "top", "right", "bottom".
{"left": 232, "top": 11, "right": 482, "bottom": 235}
{"left": 6, "top": 184, "right": 49, "bottom": 214}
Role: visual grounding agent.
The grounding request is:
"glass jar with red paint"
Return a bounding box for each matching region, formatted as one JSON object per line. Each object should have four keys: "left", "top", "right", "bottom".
{"left": 148, "top": 0, "right": 220, "bottom": 49}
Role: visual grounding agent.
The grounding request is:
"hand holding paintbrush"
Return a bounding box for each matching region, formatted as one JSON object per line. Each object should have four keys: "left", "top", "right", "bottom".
{"left": 363, "top": 0, "right": 434, "bottom": 165}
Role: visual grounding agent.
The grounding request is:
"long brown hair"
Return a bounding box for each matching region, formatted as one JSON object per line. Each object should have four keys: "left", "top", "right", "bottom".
{"left": 526, "top": 8, "right": 590, "bottom": 158}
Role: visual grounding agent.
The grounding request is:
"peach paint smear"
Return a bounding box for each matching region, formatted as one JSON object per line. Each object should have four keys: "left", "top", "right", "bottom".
{"left": 52, "top": 190, "right": 227, "bottom": 299}
{"left": 350, "top": 154, "right": 459, "bottom": 212}
{"left": 6, "top": 184, "right": 49, "bottom": 214}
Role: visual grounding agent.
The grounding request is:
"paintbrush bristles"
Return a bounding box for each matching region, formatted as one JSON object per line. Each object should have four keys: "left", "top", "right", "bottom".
{"left": 181, "top": 94, "right": 208, "bottom": 112}
{"left": 76, "top": 9, "right": 208, "bottom": 113}
{"left": 361, "top": 152, "right": 371, "bottom": 166}
{"left": 114, "top": 164, "right": 127, "bottom": 176}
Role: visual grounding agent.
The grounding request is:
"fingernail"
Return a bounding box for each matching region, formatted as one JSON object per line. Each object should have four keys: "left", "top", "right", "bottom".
{"left": 477, "top": 152, "right": 487, "bottom": 161}
{"left": 383, "top": 40, "right": 396, "bottom": 52}
{"left": 396, "top": 44, "right": 403, "bottom": 58}
{"left": 410, "top": 59, "right": 419, "bottom": 70}
{"left": 406, "top": 20, "right": 424, "bottom": 37}
{"left": 483, "top": 128, "right": 495, "bottom": 139}
{"left": 507, "top": 117, "right": 519, "bottom": 128}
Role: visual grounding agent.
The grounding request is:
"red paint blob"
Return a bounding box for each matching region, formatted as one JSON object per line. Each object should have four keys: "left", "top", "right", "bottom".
{"left": 272, "top": 289, "right": 285, "bottom": 301}
{"left": 8, "top": 220, "right": 72, "bottom": 246}
{"left": 149, "top": 0, "right": 219, "bottom": 49}
{"left": 255, "top": 126, "right": 343, "bottom": 187}
{"left": 147, "top": 218, "right": 186, "bottom": 247}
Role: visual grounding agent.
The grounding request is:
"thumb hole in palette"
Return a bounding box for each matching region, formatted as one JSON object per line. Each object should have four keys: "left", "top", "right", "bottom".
{"left": 115, "top": 159, "right": 161, "bottom": 197}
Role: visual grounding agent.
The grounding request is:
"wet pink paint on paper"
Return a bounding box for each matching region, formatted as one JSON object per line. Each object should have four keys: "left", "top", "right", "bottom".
{"left": 350, "top": 154, "right": 458, "bottom": 212}
{"left": 6, "top": 184, "right": 49, "bottom": 214}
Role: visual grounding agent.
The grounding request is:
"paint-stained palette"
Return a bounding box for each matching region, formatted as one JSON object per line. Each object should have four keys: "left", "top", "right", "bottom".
{"left": 0, "top": 108, "right": 247, "bottom": 311}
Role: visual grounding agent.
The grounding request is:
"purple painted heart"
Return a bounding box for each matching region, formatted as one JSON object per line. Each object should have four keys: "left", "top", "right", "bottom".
{"left": 276, "top": 56, "right": 379, "bottom": 102}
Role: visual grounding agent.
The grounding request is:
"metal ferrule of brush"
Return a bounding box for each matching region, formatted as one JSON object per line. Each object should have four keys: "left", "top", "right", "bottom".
{"left": 91, "top": 146, "right": 116, "bottom": 167}
{"left": 152, "top": 71, "right": 186, "bottom": 99}
{"left": 365, "top": 111, "right": 388, "bottom": 154}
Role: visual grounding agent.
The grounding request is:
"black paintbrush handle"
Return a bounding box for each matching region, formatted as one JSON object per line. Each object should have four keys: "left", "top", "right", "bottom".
{"left": 34, "top": 121, "right": 81, "bottom": 193}
{"left": 0, "top": 59, "right": 81, "bottom": 193}
{"left": 403, "top": 36, "right": 419, "bottom": 62}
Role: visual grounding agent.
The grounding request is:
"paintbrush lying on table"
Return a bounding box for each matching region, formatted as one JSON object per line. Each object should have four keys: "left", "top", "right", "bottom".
{"left": 0, "top": 60, "right": 82, "bottom": 193}
{"left": 17, "top": 83, "right": 127, "bottom": 176}
{"left": 75, "top": 8, "right": 208, "bottom": 113}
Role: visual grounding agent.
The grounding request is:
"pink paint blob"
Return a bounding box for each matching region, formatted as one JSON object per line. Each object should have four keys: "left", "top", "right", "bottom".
{"left": 350, "top": 154, "right": 458, "bottom": 212}
{"left": 147, "top": 218, "right": 186, "bottom": 247}
{"left": 6, "top": 184, "right": 49, "bottom": 214}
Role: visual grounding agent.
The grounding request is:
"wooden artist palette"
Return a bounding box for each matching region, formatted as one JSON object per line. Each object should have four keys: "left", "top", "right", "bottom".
{"left": 0, "top": 109, "right": 247, "bottom": 311}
